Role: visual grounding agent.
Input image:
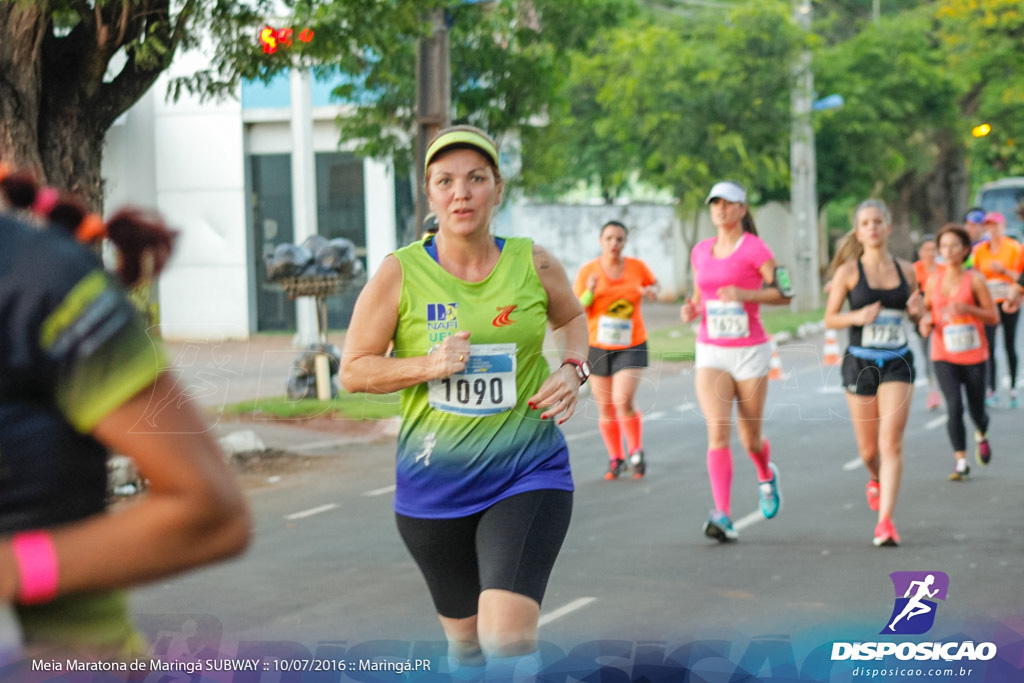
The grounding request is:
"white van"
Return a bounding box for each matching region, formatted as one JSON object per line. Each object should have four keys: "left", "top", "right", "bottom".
{"left": 975, "top": 177, "right": 1024, "bottom": 241}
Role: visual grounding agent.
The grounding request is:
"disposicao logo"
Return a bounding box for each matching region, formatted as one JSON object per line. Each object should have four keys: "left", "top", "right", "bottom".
{"left": 883, "top": 570, "right": 948, "bottom": 635}
{"left": 831, "top": 571, "right": 997, "bottom": 663}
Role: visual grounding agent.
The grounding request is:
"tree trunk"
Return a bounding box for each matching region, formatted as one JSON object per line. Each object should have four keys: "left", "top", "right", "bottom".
{"left": 2, "top": 3, "right": 170, "bottom": 213}
{"left": 922, "top": 130, "right": 969, "bottom": 229}
{"left": 0, "top": 4, "right": 46, "bottom": 178}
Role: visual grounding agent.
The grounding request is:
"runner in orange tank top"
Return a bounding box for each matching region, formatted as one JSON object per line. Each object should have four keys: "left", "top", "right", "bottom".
{"left": 919, "top": 225, "right": 999, "bottom": 480}
{"left": 970, "top": 211, "right": 1021, "bottom": 407}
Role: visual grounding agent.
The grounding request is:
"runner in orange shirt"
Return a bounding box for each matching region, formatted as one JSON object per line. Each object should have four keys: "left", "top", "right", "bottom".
{"left": 575, "top": 221, "right": 658, "bottom": 479}
{"left": 919, "top": 225, "right": 998, "bottom": 480}
{"left": 970, "top": 211, "right": 1021, "bottom": 407}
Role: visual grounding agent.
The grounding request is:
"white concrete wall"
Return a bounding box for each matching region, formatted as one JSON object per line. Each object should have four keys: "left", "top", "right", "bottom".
{"left": 499, "top": 201, "right": 796, "bottom": 303}
{"left": 498, "top": 203, "right": 681, "bottom": 299}
{"left": 149, "top": 50, "right": 250, "bottom": 340}
{"left": 103, "top": 65, "right": 400, "bottom": 340}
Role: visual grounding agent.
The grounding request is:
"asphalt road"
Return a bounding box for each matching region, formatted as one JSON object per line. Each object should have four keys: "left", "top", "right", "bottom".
{"left": 125, "top": 330, "right": 1024, "bottom": 682}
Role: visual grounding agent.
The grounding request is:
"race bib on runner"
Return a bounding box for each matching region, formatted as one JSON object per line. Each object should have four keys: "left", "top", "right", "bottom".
{"left": 942, "top": 320, "right": 981, "bottom": 354}
{"left": 596, "top": 315, "right": 633, "bottom": 348}
{"left": 428, "top": 343, "right": 517, "bottom": 416}
{"left": 861, "top": 308, "right": 908, "bottom": 349}
{"left": 705, "top": 300, "right": 750, "bottom": 339}
{"left": 986, "top": 278, "right": 1009, "bottom": 302}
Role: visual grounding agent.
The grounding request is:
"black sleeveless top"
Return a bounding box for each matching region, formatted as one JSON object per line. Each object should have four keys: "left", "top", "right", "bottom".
{"left": 846, "top": 258, "right": 911, "bottom": 349}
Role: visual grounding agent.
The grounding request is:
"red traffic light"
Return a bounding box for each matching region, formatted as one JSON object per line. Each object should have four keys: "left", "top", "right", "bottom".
{"left": 259, "top": 26, "right": 315, "bottom": 54}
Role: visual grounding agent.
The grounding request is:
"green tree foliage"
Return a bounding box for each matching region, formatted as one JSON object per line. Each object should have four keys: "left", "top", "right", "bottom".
{"left": 814, "top": 9, "right": 961, "bottom": 216}
{"left": 522, "top": 1, "right": 803, "bottom": 212}
{"left": 327, "top": 0, "right": 639, "bottom": 178}
{"left": 937, "top": 0, "right": 1024, "bottom": 182}
{"left": 0, "top": 0, "right": 435, "bottom": 210}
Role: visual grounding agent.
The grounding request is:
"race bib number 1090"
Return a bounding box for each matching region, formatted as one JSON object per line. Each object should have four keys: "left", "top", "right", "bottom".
{"left": 428, "top": 343, "right": 518, "bottom": 416}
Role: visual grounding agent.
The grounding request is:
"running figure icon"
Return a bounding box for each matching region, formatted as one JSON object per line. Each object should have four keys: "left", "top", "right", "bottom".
{"left": 887, "top": 574, "right": 938, "bottom": 632}
{"left": 882, "top": 571, "right": 949, "bottom": 635}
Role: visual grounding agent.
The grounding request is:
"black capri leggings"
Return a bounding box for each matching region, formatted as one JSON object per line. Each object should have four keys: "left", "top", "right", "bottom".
{"left": 984, "top": 307, "right": 1020, "bottom": 391}
{"left": 395, "top": 489, "right": 573, "bottom": 619}
{"left": 934, "top": 360, "right": 989, "bottom": 452}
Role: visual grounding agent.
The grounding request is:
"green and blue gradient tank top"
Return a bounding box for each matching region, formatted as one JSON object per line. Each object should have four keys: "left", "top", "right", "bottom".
{"left": 391, "top": 236, "right": 573, "bottom": 518}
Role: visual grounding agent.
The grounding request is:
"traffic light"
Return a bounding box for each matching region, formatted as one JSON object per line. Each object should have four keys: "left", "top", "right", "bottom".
{"left": 259, "top": 26, "right": 315, "bottom": 55}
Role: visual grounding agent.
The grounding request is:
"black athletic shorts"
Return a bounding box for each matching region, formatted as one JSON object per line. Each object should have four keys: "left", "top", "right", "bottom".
{"left": 588, "top": 342, "right": 649, "bottom": 378}
{"left": 841, "top": 349, "right": 916, "bottom": 396}
{"left": 395, "top": 489, "right": 573, "bottom": 619}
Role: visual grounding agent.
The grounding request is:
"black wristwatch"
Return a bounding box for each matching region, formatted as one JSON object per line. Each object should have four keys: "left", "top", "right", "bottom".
{"left": 561, "top": 359, "right": 591, "bottom": 385}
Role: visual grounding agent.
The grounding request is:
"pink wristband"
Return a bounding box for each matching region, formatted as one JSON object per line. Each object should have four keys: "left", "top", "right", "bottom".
{"left": 12, "top": 531, "right": 59, "bottom": 604}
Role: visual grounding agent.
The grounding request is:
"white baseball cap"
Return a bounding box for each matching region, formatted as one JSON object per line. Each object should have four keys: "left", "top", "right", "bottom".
{"left": 705, "top": 181, "right": 747, "bottom": 205}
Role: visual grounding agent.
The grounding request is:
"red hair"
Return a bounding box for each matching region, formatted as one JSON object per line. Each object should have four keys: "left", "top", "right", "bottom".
{"left": 105, "top": 207, "right": 179, "bottom": 288}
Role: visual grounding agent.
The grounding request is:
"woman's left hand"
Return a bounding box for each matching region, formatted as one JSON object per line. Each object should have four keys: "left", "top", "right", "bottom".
{"left": 527, "top": 364, "right": 581, "bottom": 425}
{"left": 906, "top": 290, "right": 924, "bottom": 320}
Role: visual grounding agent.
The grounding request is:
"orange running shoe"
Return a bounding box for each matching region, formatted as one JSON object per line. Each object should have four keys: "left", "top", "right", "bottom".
{"left": 866, "top": 480, "right": 880, "bottom": 511}
{"left": 873, "top": 517, "right": 901, "bottom": 547}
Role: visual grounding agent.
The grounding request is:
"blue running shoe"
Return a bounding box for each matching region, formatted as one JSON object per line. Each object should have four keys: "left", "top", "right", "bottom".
{"left": 759, "top": 462, "right": 782, "bottom": 519}
{"left": 703, "top": 510, "right": 738, "bottom": 542}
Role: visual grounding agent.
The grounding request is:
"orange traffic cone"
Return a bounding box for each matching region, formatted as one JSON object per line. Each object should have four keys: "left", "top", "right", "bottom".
{"left": 823, "top": 329, "right": 841, "bottom": 367}
{"left": 768, "top": 341, "right": 784, "bottom": 381}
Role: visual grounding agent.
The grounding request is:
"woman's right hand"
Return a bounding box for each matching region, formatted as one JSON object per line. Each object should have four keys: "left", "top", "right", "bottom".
{"left": 918, "top": 312, "right": 933, "bottom": 338}
{"left": 858, "top": 301, "right": 882, "bottom": 326}
{"left": 680, "top": 297, "right": 699, "bottom": 323}
{"left": 430, "top": 331, "right": 471, "bottom": 379}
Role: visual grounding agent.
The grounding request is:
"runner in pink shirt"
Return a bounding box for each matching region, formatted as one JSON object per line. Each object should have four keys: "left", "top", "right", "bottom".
{"left": 680, "top": 180, "right": 792, "bottom": 542}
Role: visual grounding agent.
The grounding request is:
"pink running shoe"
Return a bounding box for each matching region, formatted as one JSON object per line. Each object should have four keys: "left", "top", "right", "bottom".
{"left": 974, "top": 431, "right": 991, "bottom": 466}
{"left": 866, "top": 480, "right": 880, "bottom": 511}
{"left": 873, "top": 517, "right": 901, "bottom": 547}
{"left": 926, "top": 388, "right": 941, "bottom": 411}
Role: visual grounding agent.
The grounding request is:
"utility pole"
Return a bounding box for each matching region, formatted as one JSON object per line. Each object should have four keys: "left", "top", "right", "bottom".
{"left": 290, "top": 66, "right": 321, "bottom": 346}
{"left": 790, "top": 0, "right": 821, "bottom": 310}
{"left": 414, "top": 9, "right": 451, "bottom": 237}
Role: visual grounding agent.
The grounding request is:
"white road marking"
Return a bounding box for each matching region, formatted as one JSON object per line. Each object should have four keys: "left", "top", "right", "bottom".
{"left": 842, "top": 458, "right": 862, "bottom": 471}
{"left": 733, "top": 509, "right": 766, "bottom": 531}
{"left": 285, "top": 503, "right": 339, "bottom": 520}
{"left": 924, "top": 415, "right": 948, "bottom": 430}
{"left": 287, "top": 440, "right": 356, "bottom": 452}
{"left": 364, "top": 485, "right": 397, "bottom": 497}
{"left": 538, "top": 597, "right": 596, "bottom": 627}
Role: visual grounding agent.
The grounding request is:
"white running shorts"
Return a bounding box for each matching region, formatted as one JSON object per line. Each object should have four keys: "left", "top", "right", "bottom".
{"left": 695, "top": 340, "right": 773, "bottom": 382}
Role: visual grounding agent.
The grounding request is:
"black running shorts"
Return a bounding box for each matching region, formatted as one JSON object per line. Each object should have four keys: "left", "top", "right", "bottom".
{"left": 395, "top": 489, "right": 573, "bottom": 619}
{"left": 841, "top": 349, "right": 916, "bottom": 396}
{"left": 587, "top": 342, "right": 649, "bottom": 378}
